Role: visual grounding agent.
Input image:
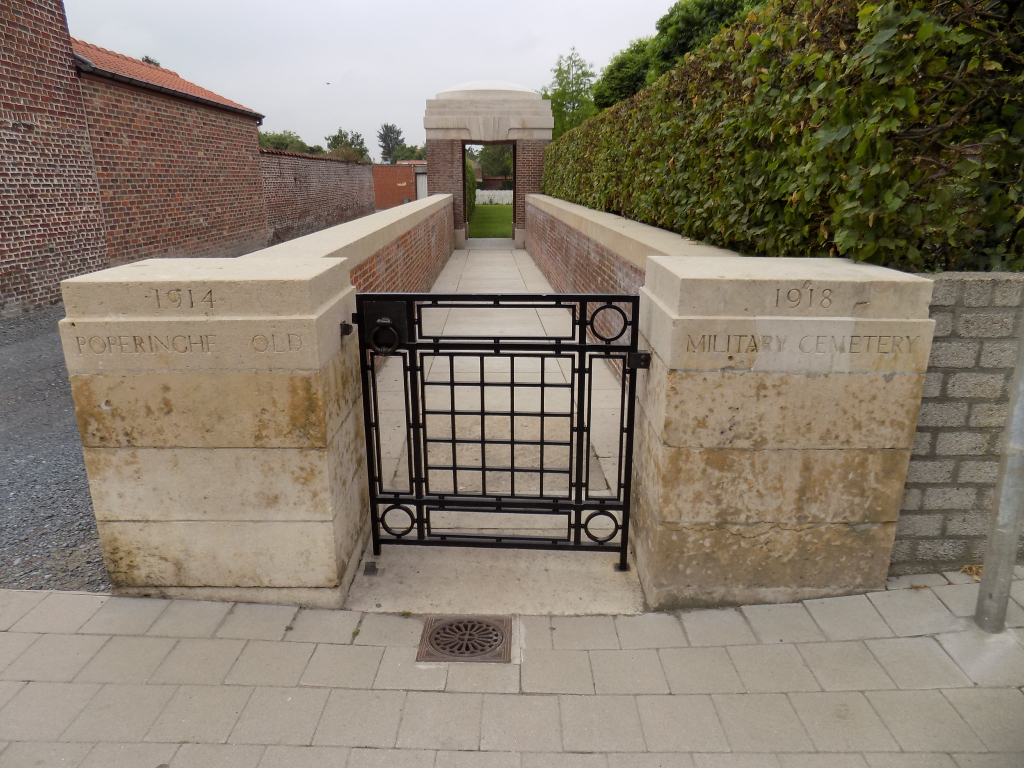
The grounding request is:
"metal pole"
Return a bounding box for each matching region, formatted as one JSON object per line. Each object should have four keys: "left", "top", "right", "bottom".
{"left": 975, "top": 320, "right": 1024, "bottom": 633}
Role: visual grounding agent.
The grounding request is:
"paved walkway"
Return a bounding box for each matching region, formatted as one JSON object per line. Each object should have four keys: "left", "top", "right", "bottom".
{"left": 1, "top": 570, "right": 1023, "bottom": 767}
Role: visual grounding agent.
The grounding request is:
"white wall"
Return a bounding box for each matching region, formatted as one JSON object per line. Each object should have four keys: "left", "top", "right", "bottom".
{"left": 476, "top": 190, "right": 513, "bottom": 205}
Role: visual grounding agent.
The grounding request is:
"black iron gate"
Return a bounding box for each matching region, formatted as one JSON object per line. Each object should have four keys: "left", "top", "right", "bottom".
{"left": 355, "top": 293, "right": 645, "bottom": 570}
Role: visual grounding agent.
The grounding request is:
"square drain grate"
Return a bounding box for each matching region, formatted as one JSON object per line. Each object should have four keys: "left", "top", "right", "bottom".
{"left": 416, "top": 615, "right": 512, "bottom": 663}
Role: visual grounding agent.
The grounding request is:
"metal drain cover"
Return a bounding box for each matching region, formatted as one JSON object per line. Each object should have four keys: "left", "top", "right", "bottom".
{"left": 416, "top": 615, "right": 512, "bottom": 663}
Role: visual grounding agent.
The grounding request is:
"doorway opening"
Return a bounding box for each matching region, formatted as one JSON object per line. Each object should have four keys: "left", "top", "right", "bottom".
{"left": 464, "top": 142, "right": 514, "bottom": 239}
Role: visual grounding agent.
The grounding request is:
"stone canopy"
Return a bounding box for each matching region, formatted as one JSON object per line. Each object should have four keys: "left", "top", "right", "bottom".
{"left": 424, "top": 80, "right": 554, "bottom": 143}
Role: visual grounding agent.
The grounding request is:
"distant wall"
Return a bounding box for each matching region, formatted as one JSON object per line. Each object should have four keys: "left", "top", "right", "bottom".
{"left": 0, "top": 0, "right": 107, "bottom": 317}
{"left": 261, "top": 149, "right": 374, "bottom": 246}
{"left": 477, "top": 190, "right": 513, "bottom": 204}
{"left": 372, "top": 164, "right": 416, "bottom": 211}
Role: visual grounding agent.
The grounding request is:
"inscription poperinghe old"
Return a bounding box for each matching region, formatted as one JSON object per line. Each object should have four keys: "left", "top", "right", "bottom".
{"left": 75, "top": 334, "right": 218, "bottom": 355}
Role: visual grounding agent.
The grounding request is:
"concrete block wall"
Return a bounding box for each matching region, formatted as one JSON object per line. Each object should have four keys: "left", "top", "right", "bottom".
{"left": 260, "top": 150, "right": 374, "bottom": 246}
{"left": 894, "top": 273, "right": 1024, "bottom": 574}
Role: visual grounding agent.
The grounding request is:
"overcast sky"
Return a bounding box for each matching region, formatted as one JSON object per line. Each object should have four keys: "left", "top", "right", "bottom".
{"left": 63, "top": 0, "right": 670, "bottom": 162}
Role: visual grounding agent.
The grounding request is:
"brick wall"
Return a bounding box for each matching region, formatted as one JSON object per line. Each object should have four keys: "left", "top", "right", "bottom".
{"left": 372, "top": 164, "right": 416, "bottom": 211}
{"left": 260, "top": 149, "right": 374, "bottom": 246}
{"left": 426, "top": 140, "right": 465, "bottom": 232}
{"left": 894, "top": 273, "right": 1024, "bottom": 574}
{"left": 348, "top": 204, "right": 454, "bottom": 293}
{"left": 0, "top": 0, "right": 107, "bottom": 316}
{"left": 79, "top": 75, "right": 267, "bottom": 266}
{"left": 513, "top": 141, "right": 548, "bottom": 233}
{"left": 525, "top": 201, "right": 645, "bottom": 296}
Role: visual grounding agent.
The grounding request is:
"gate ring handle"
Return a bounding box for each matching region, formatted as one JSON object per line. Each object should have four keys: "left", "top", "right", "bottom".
{"left": 370, "top": 324, "right": 401, "bottom": 355}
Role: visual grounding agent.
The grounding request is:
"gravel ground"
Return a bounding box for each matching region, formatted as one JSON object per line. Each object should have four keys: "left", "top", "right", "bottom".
{"left": 0, "top": 305, "right": 110, "bottom": 592}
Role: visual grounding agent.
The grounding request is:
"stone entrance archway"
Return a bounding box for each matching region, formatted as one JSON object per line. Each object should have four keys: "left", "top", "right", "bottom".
{"left": 424, "top": 81, "right": 553, "bottom": 247}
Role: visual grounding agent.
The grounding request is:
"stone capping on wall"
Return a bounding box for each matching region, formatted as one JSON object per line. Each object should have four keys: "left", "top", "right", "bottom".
{"left": 259, "top": 147, "right": 370, "bottom": 164}
{"left": 241, "top": 194, "right": 453, "bottom": 271}
{"left": 526, "top": 194, "right": 738, "bottom": 273}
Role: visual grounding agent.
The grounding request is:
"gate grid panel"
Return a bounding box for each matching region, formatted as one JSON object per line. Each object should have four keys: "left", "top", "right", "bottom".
{"left": 355, "top": 293, "right": 641, "bottom": 570}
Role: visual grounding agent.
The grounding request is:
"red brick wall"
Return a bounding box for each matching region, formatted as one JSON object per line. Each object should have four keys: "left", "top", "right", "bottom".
{"left": 514, "top": 140, "right": 548, "bottom": 232}
{"left": 525, "top": 200, "right": 645, "bottom": 296}
{"left": 79, "top": 74, "right": 267, "bottom": 266}
{"left": 426, "top": 140, "right": 466, "bottom": 231}
{"left": 261, "top": 150, "right": 374, "bottom": 246}
{"left": 372, "top": 165, "right": 416, "bottom": 210}
{"left": 0, "top": 0, "right": 107, "bottom": 316}
{"left": 349, "top": 204, "right": 454, "bottom": 293}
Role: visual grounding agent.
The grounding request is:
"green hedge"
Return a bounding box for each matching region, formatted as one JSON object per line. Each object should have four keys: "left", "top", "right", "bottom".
{"left": 465, "top": 159, "right": 477, "bottom": 224}
{"left": 543, "top": 0, "right": 1023, "bottom": 271}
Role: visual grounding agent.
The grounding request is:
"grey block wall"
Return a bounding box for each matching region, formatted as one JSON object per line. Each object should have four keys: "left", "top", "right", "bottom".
{"left": 893, "top": 273, "right": 1024, "bottom": 575}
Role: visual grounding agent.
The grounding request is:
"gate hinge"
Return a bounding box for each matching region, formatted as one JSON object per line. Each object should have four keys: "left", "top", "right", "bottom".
{"left": 627, "top": 351, "right": 652, "bottom": 370}
{"left": 340, "top": 322, "right": 354, "bottom": 338}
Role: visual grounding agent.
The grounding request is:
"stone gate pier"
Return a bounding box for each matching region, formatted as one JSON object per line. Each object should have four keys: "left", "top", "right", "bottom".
{"left": 633, "top": 256, "right": 935, "bottom": 607}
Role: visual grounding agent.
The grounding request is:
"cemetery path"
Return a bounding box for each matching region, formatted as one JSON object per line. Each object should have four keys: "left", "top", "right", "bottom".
{"left": 0, "top": 306, "right": 108, "bottom": 592}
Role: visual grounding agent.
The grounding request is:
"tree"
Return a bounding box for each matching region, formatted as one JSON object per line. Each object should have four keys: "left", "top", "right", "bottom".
{"left": 465, "top": 158, "right": 477, "bottom": 224}
{"left": 391, "top": 143, "right": 425, "bottom": 162}
{"left": 543, "top": 48, "right": 597, "bottom": 140}
{"left": 325, "top": 129, "right": 370, "bottom": 162}
{"left": 141, "top": 55, "right": 161, "bottom": 67}
{"left": 377, "top": 123, "right": 404, "bottom": 163}
{"left": 258, "top": 130, "right": 324, "bottom": 154}
{"left": 480, "top": 145, "right": 513, "bottom": 184}
{"left": 593, "top": 38, "right": 653, "bottom": 110}
{"left": 646, "top": 0, "right": 752, "bottom": 83}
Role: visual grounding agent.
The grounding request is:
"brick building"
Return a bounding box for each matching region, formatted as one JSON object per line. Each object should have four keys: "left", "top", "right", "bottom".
{"left": 372, "top": 164, "right": 417, "bottom": 210}
{"left": 1, "top": 0, "right": 375, "bottom": 316}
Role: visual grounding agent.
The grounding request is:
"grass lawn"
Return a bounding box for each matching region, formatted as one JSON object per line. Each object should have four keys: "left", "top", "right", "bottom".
{"left": 468, "top": 204, "right": 513, "bottom": 238}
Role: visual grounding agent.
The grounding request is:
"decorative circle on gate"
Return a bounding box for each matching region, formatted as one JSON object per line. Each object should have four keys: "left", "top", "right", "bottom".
{"left": 417, "top": 615, "right": 513, "bottom": 663}
{"left": 583, "top": 510, "right": 620, "bottom": 544}
{"left": 588, "top": 304, "right": 628, "bottom": 343}
{"left": 380, "top": 504, "right": 415, "bottom": 537}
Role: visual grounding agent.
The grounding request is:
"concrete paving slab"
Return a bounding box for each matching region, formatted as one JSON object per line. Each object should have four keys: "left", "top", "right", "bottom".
{"left": 712, "top": 693, "right": 814, "bottom": 752}
{"left": 741, "top": 604, "right": 825, "bottom": 644}
{"left": 61, "top": 682, "right": 176, "bottom": 742}
{"left": 373, "top": 646, "right": 447, "bottom": 690}
{"left": 347, "top": 749, "right": 436, "bottom": 767}
{"left": 777, "top": 758, "right": 869, "bottom": 768}
{"left": 692, "top": 757, "right": 781, "bottom": 768}
{"left": 590, "top": 649, "right": 669, "bottom": 694}
{"left": 79, "top": 743, "right": 179, "bottom": 768}
{"left": 396, "top": 691, "right": 482, "bottom": 750}
{"left": 300, "top": 644, "right": 383, "bottom": 688}
{"left": 149, "top": 638, "right": 246, "bottom": 685}
{"left": 0, "top": 742, "right": 92, "bottom": 768}
{"left": 552, "top": 616, "right": 620, "bottom": 650}
{"left": 796, "top": 641, "right": 896, "bottom": 691}
{"left": 682, "top": 609, "right": 757, "bottom": 646}
{"left": 445, "top": 662, "right": 520, "bottom": 693}
{"left": 435, "top": 751, "right": 521, "bottom": 768}
{"left": 943, "top": 687, "right": 1024, "bottom": 752}
{"left": 8, "top": 592, "right": 107, "bottom": 634}
{"left": 886, "top": 574, "right": 950, "bottom": 589}
{"left": 937, "top": 626, "right": 1024, "bottom": 686}
{"left": 659, "top": 647, "right": 745, "bottom": 694}
{"left": 78, "top": 597, "right": 169, "bottom": 635}
{"left": 609, "top": 755, "right": 695, "bottom": 768}
{"left": 0, "top": 633, "right": 107, "bottom": 682}
{"left": 636, "top": 694, "right": 730, "bottom": 752}
{"left": 284, "top": 609, "right": 360, "bottom": 644}
{"left": 866, "top": 637, "right": 972, "bottom": 689}
{"left": 868, "top": 590, "right": 961, "bottom": 637}
{"left": 0, "top": 683, "right": 23, "bottom": 711}
{"left": 0, "top": 632, "right": 38, "bottom": 675}
{"left": 145, "top": 684, "right": 253, "bottom": 743}
{"left": 217, "top": 604, "right": 298, "bottom": 641}
{"left": 170, "top": 744, "right": 264, "bottom": 768}
{"left": 313, "top": 688, "right": 404, "bottom": 748}
{"left": 0, "top": 590, "right": 49, "bottom": 632}
{"left": 224, "top": 640, "right": 316, "bottom": 687}
{"left": 521, "top": 648, "right": 593, "bottom": 694}
{"left": 480, "top": 694, "right": 562, "bottom": 752}
{"left": 951, "top": 756, "right": 1024, "bottom": 768}
{"left": 228, "top": 687, "right": 329, "bottom": 746}
{"left": 863, "top": 756, "right": 957, "bottom": 768}
{"left": 560, "top": 695, "right": 646, "bottom": 752}
{"left": 146, "top": 599, "right": 233, "bottom": 638}
{"left": 258, "top": 746, "right": 351, "bottom": 768}
{"left": 865, "top": 690, "right": 985, "bottom": 752}
{"left": 0, "top": 681, "right": 101, "bottom": 741}
{"left": 802, "top": 595, "right": 894, "bottom": 641}
{"left": 345, "top": 542, "right": 643, "bottom": 616}
{"left": 355, "top": 613, "right": 424, "bottom": 646}
{"left": 727, "top": 645, "right": 820, "bottom": 693}
{"left": 522, "top": 756, "right": 608, "bottom": 768}
{"left": 614, "top": 614, "right": 687, "bottom": 649}
{"left": 74, "top": 636, "right": 175, "bottom": 684}
{"left": 789, "top": 691, "right": 899, "bottom": 752}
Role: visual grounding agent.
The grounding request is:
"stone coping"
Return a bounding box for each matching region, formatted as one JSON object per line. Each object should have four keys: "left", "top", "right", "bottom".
{"left": 241, "top": 194, "right": 452, "bottom": 270}
{"left": 527, "top": 194, "right": 738, "bottom": 271}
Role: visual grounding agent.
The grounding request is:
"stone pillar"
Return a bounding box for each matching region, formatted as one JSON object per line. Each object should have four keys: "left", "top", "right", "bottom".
{"left": 634, "top": 255, "right": 935, "bottom": 608}
{"left": 426, "top": 139, "right": 466, "bottom": 245}
{"left": 59, "top": 257, "right": 367, "bottom": 607}
{"left": 513, "top": 140, "right": 549, "bottom": 247}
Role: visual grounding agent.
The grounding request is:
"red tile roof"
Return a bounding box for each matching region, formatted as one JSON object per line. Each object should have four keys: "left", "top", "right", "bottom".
{"left": 71, "top": 38, "right": 262, "bottom": 120}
